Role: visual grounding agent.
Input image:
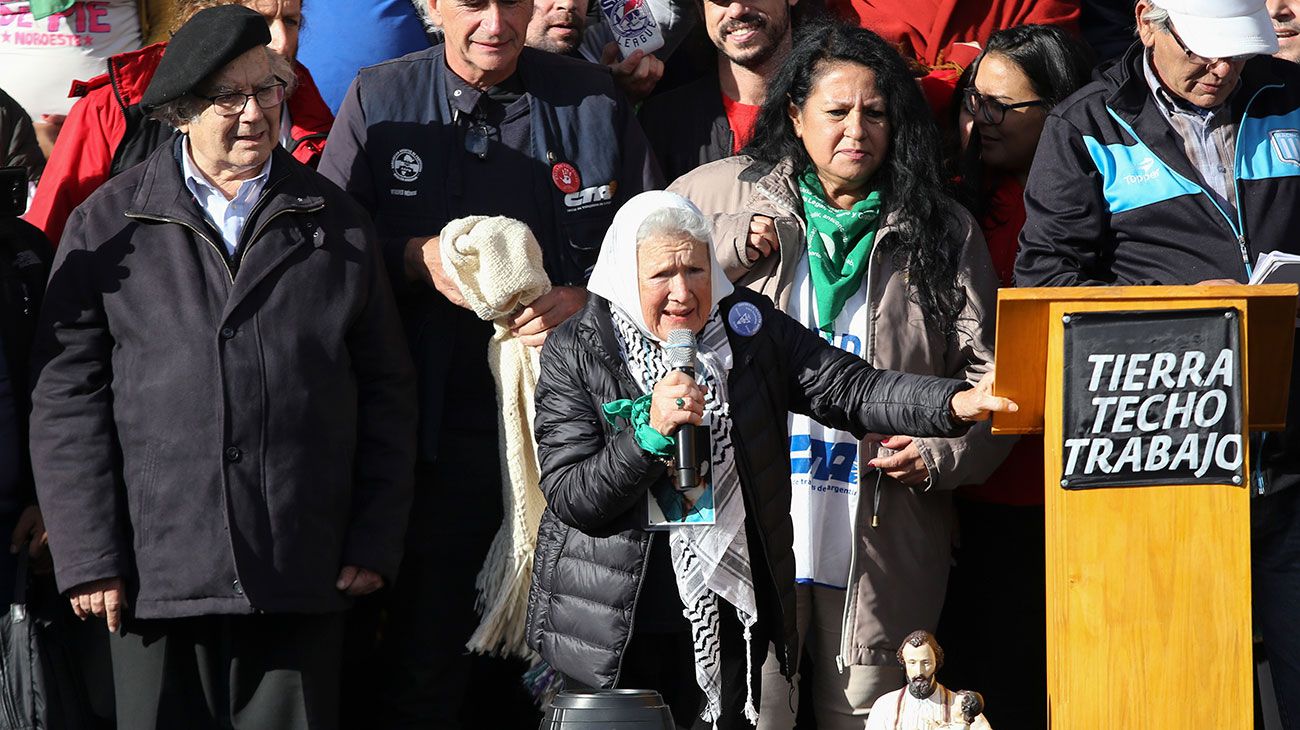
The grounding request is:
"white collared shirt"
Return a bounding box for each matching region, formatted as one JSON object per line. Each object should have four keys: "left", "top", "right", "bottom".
{"left": 864, "top": 684, "right": 993, "bottom": 730}
{"left": 180, "top": 136, "right": 273, "bottom": 257}
{"left": 1141, "top": 50, "right": 1239, "bottom": 218}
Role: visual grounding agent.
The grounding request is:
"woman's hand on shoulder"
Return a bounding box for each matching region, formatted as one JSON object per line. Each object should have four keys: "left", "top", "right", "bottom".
{"left": 650, "top": 371, "right": 707, "bottom": 436}
{"left": 950, "top": 371, "right": 1018, "bottom": 423}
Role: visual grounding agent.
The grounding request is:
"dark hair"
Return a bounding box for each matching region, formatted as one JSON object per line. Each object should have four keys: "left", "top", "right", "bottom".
{"left": 745, "top": 20, "right": 965, "bottom": 336}
{"left": 979, "top": 24, "right": 1094, "bottom": 111}
{"left": 896, "top": 629, "right": 944, "bottom": 670}
{"left": 958, "top": 690, "right": 985, "bottom": 722}
{"left": 955, "top": 24, "right": 1094, "bottom": 214}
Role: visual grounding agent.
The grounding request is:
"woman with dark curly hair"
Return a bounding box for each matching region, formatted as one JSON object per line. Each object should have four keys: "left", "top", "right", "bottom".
{"left": 669, "top": 21, "right": 1011, "bottom": 729}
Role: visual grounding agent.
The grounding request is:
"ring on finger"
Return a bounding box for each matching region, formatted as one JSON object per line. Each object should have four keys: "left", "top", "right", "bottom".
{"left": 675, "top": 397, "right": 685, "bottom": 408}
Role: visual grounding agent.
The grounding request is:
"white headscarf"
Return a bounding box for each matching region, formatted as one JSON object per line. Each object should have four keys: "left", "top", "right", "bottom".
{"left": 587, "top": 191, "right": 734, "bottom": 343}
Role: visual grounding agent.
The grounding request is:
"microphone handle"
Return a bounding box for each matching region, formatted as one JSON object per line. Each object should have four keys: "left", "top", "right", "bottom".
{"left": 674, "top": 366, "right": 697, "bottom": 490}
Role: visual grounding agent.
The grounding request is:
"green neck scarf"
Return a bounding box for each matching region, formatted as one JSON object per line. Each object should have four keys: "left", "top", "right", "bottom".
{"left": 796, "top": 168, "right": 884, "bottom": 334}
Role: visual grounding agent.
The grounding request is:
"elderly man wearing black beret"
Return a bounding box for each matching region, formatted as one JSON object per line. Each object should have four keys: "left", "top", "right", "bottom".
{"left": 27, "top": 5, "right": 417, "bottom": 728}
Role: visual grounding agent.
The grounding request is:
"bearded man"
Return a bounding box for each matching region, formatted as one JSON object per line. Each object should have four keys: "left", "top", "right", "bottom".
{"left": 864, "top": 631, "right": 993, "bottom": 730}
{"left": 638, "top": 0, "right": 799, "bottom": 182}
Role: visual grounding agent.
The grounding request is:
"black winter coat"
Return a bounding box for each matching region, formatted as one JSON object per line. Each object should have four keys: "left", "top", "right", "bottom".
{"left": 526, "top": 291, "right": 970, "bottom": 689}
{"left": 0, "top": 217, "right": 50, "bottom": 514}
{"left": 30, "top": 141, "right": 417, "bottom": 619}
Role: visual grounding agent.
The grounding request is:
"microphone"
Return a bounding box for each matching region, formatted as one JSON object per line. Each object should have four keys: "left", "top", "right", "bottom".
{"left": 665, "top": 329, "right": 698, "bottom": 490}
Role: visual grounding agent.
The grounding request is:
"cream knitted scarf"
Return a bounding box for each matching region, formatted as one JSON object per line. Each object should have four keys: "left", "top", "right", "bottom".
{"left": 440, "top": 215, "right": 551, "bottom": 660}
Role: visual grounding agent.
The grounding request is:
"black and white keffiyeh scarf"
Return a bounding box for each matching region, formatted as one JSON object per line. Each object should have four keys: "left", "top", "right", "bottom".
{"left": 611, "top": 307, "right": 760, "bottom": 727}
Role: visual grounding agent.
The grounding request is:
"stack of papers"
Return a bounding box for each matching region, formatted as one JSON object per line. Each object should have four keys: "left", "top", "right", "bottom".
{"left": 1249, "top": 250, "right": 1300, "bottom": 285}
{"left": 1249, "top": 250, "right": 1300, "bottom": 327}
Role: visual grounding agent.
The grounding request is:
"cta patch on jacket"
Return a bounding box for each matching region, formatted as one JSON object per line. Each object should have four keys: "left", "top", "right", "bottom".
{"left": 728, "top": 301, "right": 762, "bottom": 337}
{"left": 391, "top": 149, "right": 423, "bottom": 182}
{"left": 564, "top": 180, "right": 617, "bottom": 210}
{"left": 551, "top": 162, "right": 582, "bottom": 194}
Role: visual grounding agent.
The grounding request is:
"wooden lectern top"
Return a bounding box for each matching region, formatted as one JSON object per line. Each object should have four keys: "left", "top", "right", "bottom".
{"left": 991, "top": 284, "right": 1298, "bottom": 434}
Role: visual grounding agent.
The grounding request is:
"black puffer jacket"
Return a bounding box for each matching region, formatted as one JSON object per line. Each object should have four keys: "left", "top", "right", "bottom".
{"left": 526, "top": 290, "right": 971, "bottom": 689}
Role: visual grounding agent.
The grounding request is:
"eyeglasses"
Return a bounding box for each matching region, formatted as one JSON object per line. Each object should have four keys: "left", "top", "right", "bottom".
{"left": 201, "top": 82, "right": 286, "bottom": 117}
{"left": 961, "top": 88, "right": 1045, "bottom": 125}
{"left": 1167, "top": 23, "right": 1253, "bottom": 67}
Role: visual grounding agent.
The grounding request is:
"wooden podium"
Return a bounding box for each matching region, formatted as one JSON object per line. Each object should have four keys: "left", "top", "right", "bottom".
{"left": 992, "top": 285, "right": 1298, "bottom": 730}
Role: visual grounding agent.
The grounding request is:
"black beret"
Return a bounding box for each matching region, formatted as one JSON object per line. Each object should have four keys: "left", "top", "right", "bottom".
{"left": 140, "top": 5, "right": 272, "bottom": 112}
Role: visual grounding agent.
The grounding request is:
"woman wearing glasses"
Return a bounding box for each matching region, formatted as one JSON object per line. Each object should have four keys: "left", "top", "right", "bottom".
{"left": 669, "top": 21, "right": 1010, "bottom": 729}
{"left": 939, "top": 23, "right": 1092, "bottom": 729}
{"left": 955, "top": 24, "right": 1094, "bottom": 287}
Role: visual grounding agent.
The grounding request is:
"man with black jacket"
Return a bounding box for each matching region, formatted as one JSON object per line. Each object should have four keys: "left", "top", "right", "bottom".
{"left": 0, "top": 172, "right": 52, "bottom": 605}
{"left": 317, "top": 0, "right": 659, "bottom": 724}
{"left": 638, "top": 0, "right": 797, "bottom": 183}
{"left": 1017, "top": 0, "right": 1300, "bottom": 721}
{"left": 28, "top": 9, "right": 415, "bottom": 727}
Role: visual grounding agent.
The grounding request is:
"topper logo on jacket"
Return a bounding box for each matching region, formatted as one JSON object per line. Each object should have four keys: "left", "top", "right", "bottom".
{"left": 1270, "top": 129, "right": 1300, "bottom": 166}
{"left": 1124, "top": 156, "right": 1160, "bottom": 185}
{"left": 391, "top": 149, "right": 423, "bottom": 182}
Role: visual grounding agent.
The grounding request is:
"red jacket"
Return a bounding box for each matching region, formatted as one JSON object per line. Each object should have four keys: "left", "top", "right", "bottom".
{"left": 831, "top": 0, "right": 1080, "bottom": 66}
{"left": 25, "top": 42, "right": 334, "bottom": 247}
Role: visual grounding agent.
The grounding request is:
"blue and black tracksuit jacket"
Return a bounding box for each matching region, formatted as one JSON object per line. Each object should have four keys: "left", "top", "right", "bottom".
{"left": 1017, "top": 42, "right": 1300, "bottom": 497}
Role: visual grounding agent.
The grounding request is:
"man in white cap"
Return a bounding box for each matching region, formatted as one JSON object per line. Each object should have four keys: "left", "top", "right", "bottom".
{"left": 1017, "top": 1, "right": 1300, "bottom": 723}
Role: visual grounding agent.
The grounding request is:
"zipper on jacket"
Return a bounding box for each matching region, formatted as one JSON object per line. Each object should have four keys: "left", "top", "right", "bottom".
{"left": 611, "top": 531, "right": 652, "bottom": 687}
{"left": 834, "top": 241, "right": 881, "bottom": 674}
{"left": 235, "top": 175, "right": 315, "bottom": 255}
{"left": 124, "top": 212, "right": 236, "bottom": 283}
{"left": 579, "top": 318, "right": 660, "bottom": 688}
{"left": 124, "top": 172, "right": 299, "bottom": 285}
{"left": 728, "top": 348, "right": 791, "bottom": 678}
{"left": 108, "top": 56, "right": 130, "bottom": 116}
{"left": 241, "top": 202, "right": 325, "bottom": 263}
{"left": 1228, "top": 84, "right": 1281, "bottom": 497}
{"left": 1106, "top": 89, "right": 1277, "bottom": 279}
{"left": 288, "top": 132, "right": 328, "bottom": 156}
{"left": 1227, "top": 83, "right": 1282, "bottom": 281}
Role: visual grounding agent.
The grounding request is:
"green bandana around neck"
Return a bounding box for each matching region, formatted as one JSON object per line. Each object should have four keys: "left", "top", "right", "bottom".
{"left": 796, "top": 168, "right": 884, "bottom": 334}
{"left": 29, "top": 0, "right": 74, "bottom": 20}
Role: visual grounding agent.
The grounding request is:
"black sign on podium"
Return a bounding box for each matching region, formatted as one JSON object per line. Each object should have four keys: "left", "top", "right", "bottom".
{"left": 1060, "top": 308, "right": 1244, "bottom": 490}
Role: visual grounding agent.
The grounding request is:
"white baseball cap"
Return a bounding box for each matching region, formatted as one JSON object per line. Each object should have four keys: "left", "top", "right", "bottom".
{"left": 1158, "top": 0, "right": 1279, "bottom": 59}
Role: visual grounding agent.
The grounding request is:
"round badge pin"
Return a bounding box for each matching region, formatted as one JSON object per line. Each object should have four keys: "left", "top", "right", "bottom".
{"left": 551, "top": 162, "right": 582, "bottom": 194}
{"left": 728, "top": 301, "right": 763, "bottom": 337}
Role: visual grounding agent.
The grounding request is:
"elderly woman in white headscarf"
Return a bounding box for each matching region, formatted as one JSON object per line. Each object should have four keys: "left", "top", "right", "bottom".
{"left": 524, "top": 191, "right": 1014, "bottom": 729}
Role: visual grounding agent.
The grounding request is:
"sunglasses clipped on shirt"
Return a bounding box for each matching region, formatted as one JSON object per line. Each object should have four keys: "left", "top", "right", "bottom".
{"left": 961, "top": 88, "right": 1046, "bottom": 125}
{"left": 201, "top": 81, "right": 287, "bottom": 117}
{"left": 463, "top": 110, "right": 499, "bottom": 161}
